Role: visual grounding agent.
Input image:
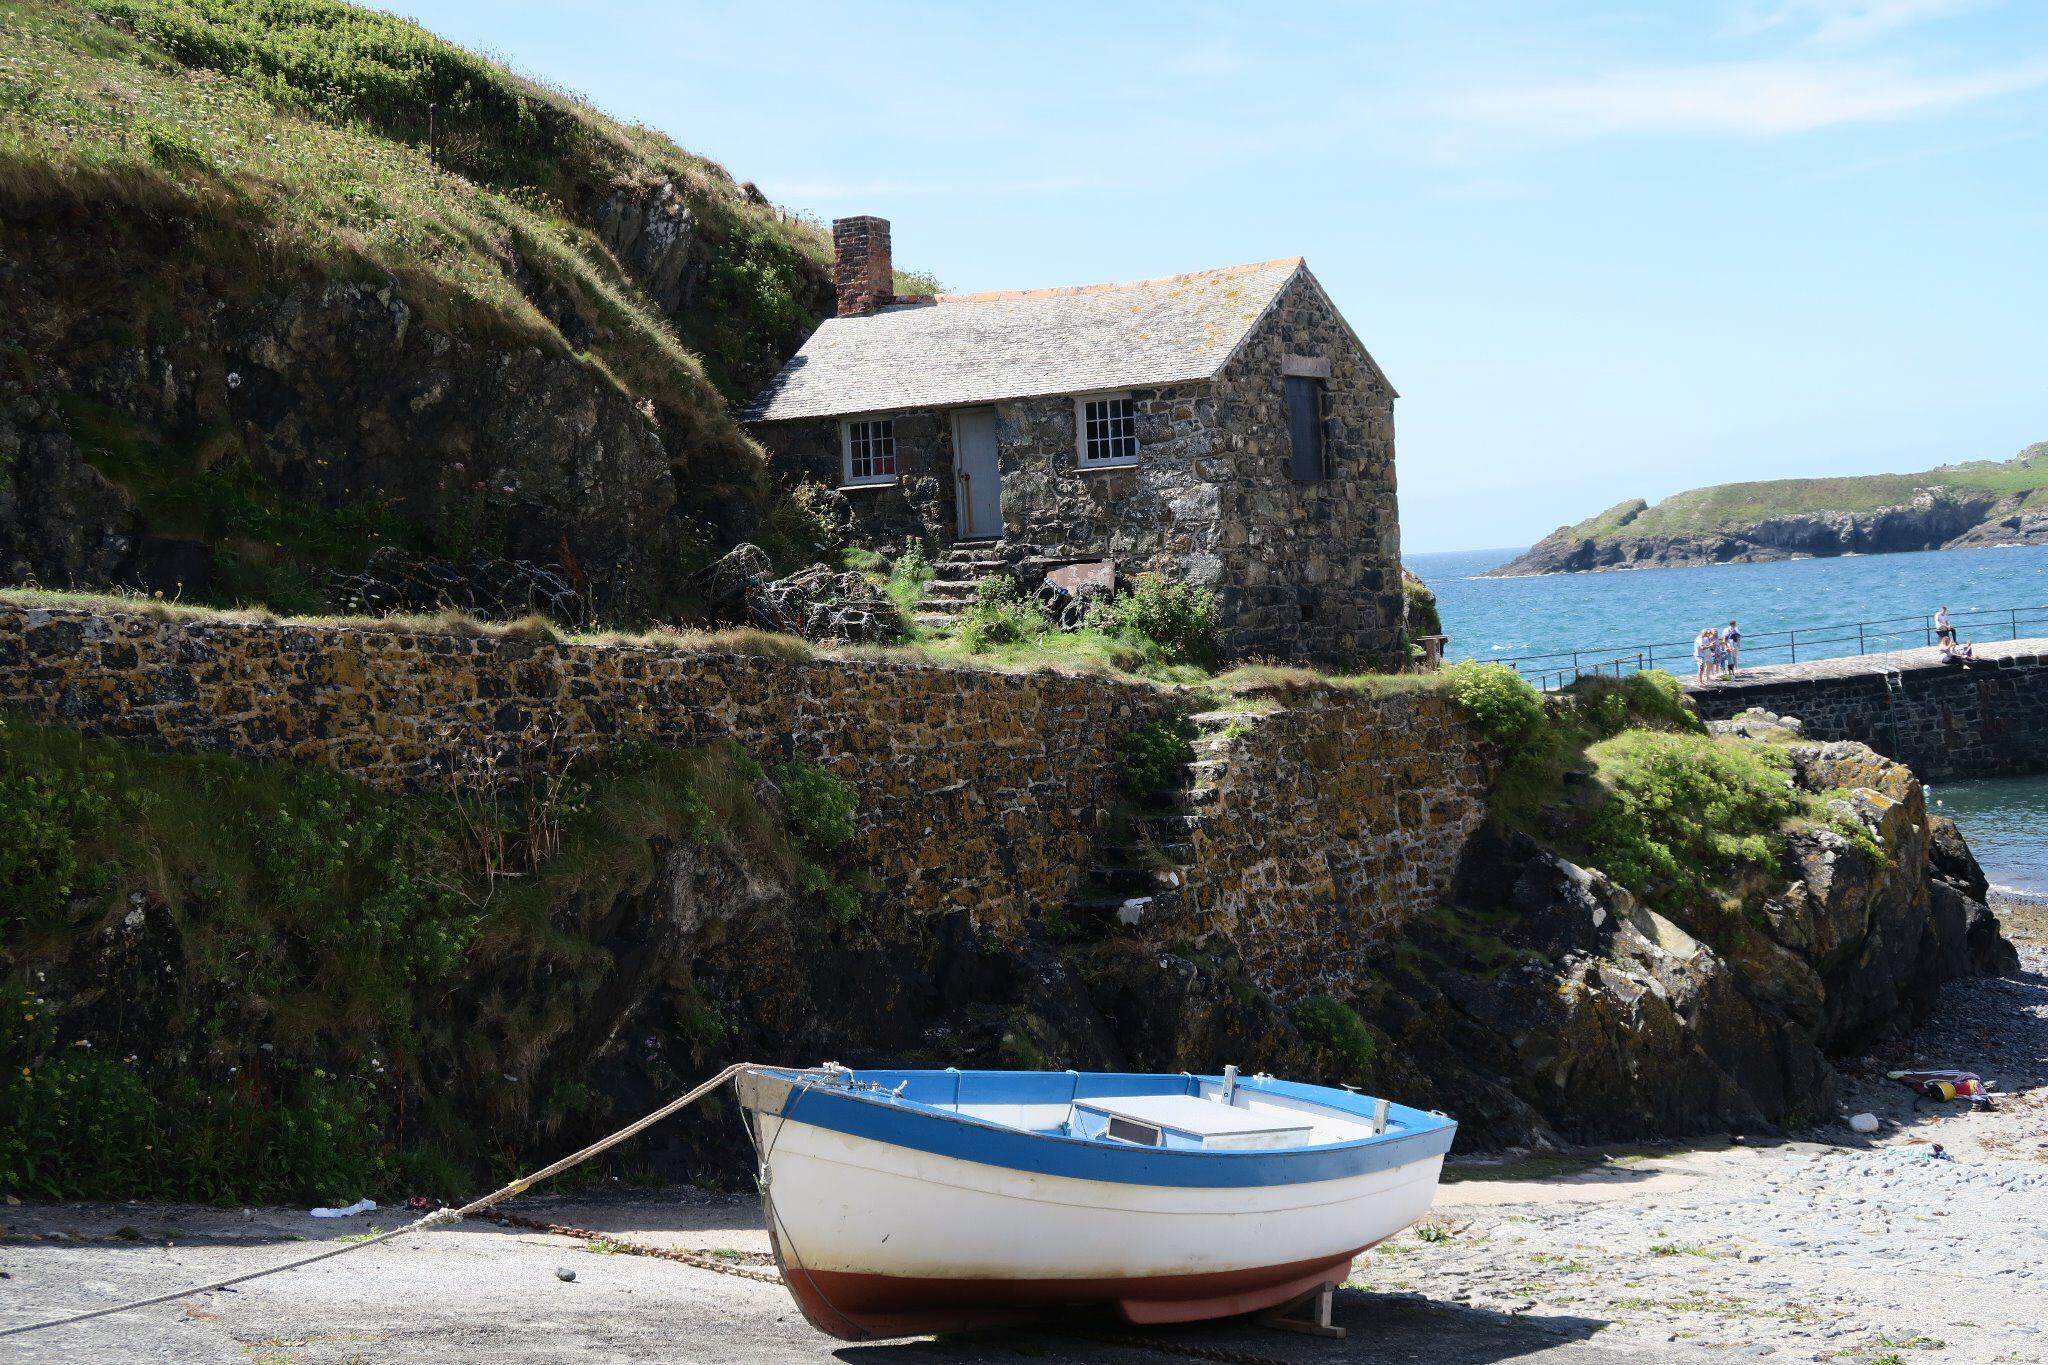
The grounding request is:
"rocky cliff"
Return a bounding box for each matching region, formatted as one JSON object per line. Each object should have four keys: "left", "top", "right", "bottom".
{"left": 1491, "top": 441, "right": 2048, "bottom": 576}
{"left": 0, "top": 0, "right": 841, "bottom": 621}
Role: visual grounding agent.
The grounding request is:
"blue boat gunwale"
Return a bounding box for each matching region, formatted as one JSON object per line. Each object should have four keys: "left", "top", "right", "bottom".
{"left": 750, "top": 1067, "right": 1457, "bottom": 1188}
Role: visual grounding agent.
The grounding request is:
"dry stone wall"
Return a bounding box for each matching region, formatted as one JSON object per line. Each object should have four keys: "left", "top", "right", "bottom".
{"left": 0, "top": 603, "right": 1499, "bottom": 961}
{"left": 1184, "top": 688, "right": 1494, "bottom": 998}
{"left": 0, "top": 603, "right": 1173, "bottom": 935}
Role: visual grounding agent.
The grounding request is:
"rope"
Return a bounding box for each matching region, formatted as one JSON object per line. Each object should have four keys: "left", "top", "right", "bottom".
{"left": 0, "top": 1061, "right": 758, "bottom": 1339}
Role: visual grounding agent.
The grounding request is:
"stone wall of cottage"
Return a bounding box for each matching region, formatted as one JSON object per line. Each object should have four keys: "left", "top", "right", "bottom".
{"left": 1183, "top": 688, "right": 1494, "bottom": 998}
{"left": 1204, "top": 273, "right": 1404, "bottom": 666}
{"left": 0, "top": 603, "right": 1172, "bottom": 936}
{"left": 749, "top": 273, "right": 1407, "bottom": 667}
{"left": 0, "top": 604, "right": 1500, "bottom": 969}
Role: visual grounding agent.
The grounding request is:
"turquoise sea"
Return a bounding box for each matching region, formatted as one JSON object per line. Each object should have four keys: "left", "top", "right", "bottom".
{"left": 1408, "top": 543, "right": 2048, "bottom": 900}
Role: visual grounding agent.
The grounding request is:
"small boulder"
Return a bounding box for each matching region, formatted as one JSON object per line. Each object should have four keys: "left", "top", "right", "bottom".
{"left": 692, "top": 542, "right": 773, "bottom": 614}
{"left": 1847, "top": 1112, "right": 1880, "bottom": 1134}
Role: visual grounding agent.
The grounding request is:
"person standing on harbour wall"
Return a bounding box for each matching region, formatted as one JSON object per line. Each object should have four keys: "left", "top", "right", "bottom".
{"left": 1721, "top": 620, "right": 1741, "bottom": 678}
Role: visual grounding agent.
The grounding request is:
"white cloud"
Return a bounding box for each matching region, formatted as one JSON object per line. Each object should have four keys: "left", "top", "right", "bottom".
{"left": 1726, "top": 0, "right": 1995, "bottom": 44}
{"left": 1441, "top": 54, "right": 2048, "bottom": 137}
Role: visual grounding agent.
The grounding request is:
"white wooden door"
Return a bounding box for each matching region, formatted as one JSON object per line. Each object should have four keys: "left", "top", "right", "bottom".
{"left": 953, "top": 408, "right": 1002, "bottom": 540}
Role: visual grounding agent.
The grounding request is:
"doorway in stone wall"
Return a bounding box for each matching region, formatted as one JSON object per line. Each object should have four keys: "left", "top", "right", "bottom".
{"left": 951, "top": 407, "right": 1002, "bottom": 540}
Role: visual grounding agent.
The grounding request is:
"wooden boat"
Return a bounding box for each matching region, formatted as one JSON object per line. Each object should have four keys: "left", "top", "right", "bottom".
{"left": 735, "top": 1064, "right": 1456, "bottom": 1340}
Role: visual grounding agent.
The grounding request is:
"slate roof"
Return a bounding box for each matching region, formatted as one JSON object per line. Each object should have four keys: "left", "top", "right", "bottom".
{"left": 743, "top": 257, "right": 1306, "bottom": 423}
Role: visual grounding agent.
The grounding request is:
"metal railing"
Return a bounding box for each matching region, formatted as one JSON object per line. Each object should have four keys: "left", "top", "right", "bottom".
{"left": 1479, "top": 603, "right": 2048, "bottom": 691}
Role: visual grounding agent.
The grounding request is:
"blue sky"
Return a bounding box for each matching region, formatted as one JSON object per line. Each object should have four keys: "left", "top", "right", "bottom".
{"left": 392, "top": 0, "right": 2047, "bottom": 552}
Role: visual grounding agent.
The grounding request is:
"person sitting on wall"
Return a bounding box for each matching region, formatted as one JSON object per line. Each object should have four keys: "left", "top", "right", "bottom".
{"left": 1934, "top": 606, "right": 1955, "bottom": 647}
{"left": 1940, "top": 637, "right": 1976, "bottom": 668}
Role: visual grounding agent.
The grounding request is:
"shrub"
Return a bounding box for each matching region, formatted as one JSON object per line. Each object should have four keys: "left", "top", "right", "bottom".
{"left": 1087, "top": 573, "right": 1218, "bottom": 665}
{"left": 706, "top": 225, "right": 813, "bottom": 397}
{"left": 884, "top": 539, "right": 933, "bottom": 615}
{"left": 1564, "top": 671, "right": 1700, "bottom": 737}
{"left": 1583, "top": 731, "right": 1803, "bottom": 901}
{"left": 1119, "top": 716, "right": 1198, "bottom": 798}
{"left": 1622, "top": 670, "right": 1702, "bottom": 731}
{"left": 1443, "top": 661, "right": 1548, "bottom": 762}
{"left": 240, "top": 766, "right": 476, "bottom": 982}
{"left": 0, "top": 728, "right": 113, "bottom": 931}
{"left": 769, "top": 760, "right": 858, "bottom": 851}
{"left": 957, "top": 575, "right": 1047, "bottom": 652}
{"left": 1291, "top": 994, "right": 1378, "bottom": 1079}
{"left": 894, "top": 538, "right": 931, "bottom": 586}
{"left": 1, "top": 979, "right": 393, "bottom": 1204}
{"left": 800, "top": 861, "right": 863, "bottom": 925}
{"left": 764, "top": 481, "right": 844, "bottom": 570}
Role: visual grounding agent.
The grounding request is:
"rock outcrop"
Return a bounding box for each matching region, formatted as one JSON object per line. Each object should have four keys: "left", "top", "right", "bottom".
{"left": 1302, "top": 738, "right": 2018, "bottom": 1148}
{"left": 1491, "top": 443, "right": 2048, "bottom": 576}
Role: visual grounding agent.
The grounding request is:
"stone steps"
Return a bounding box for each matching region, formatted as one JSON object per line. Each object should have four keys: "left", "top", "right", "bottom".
{"left": 912, "top": 543, "right": 1014, "bottom": 622}
{"left": 1059, "top": 708, "right": 1273, "bottom": 934}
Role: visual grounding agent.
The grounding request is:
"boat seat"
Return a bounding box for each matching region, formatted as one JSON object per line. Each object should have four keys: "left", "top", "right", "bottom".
{"left": 1073, "top": 1095, "right": 1315, "bottom": 1151}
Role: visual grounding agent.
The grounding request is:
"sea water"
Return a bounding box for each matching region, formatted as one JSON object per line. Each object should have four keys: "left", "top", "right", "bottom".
{"left": 1410, "top": 542, "right": 2048, "bottom": 899}
{"left": 1928, "top": 776, "right": 2048, "bottom": 901}
{"left": 1412, "top": 542, "right": 2048, "bottom": 671}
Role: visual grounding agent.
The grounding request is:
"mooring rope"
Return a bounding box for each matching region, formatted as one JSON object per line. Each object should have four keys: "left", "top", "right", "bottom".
{"left": 0, "top": 1061, "right": 759, "bottom": 1339}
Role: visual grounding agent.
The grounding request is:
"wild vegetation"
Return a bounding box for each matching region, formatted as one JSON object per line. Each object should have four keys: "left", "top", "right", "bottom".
{"left": 0, "top": 0, "right": 873, "bottom": 620}
{"left": 0, "top": 716, "right": 865, "bottom": 1204}
{"left": 1437, "top": 661, "right": 1885, "bottom": 908}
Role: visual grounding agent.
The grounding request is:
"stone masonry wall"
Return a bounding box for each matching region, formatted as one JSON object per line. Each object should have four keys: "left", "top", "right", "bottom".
{"left": 0, "top": 603, "right": 1174, "bottom": 936}
{"left": 1202, "top": 272, "right": 1404, "bottom": 666}
{"left": 0, "top": 604, "right": 1503, "bottom": 967}
{"left": 750, "top": 270, "right": 1407, "bottom": 667}
{"left": 1687, "top": 647, "right": 2048, "bottom": 782}
{"left": 1185, "top": 687, "right": 1494, "bottom": 998}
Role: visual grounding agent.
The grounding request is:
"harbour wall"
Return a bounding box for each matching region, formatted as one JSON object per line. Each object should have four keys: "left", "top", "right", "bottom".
{"left": 0, "top": 602, "right": 1495, "bottom": 987}
{"left": 1685, "top": 640, "right": 2048, "bottom": 781}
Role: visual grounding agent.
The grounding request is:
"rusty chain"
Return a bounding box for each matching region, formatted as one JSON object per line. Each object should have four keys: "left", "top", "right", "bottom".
{"left": 473, "top": 1212, "right": 1299, "bottom": 1364}
{"left": 470, "top": 1210, "right": 785, "bottom": 1286}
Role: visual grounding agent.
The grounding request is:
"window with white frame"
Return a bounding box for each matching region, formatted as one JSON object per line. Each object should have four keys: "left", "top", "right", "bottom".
{"left": 841, "top": 417, "right": 897, "bottom": 486}
{"left": 1076, "top": 395, "right": 1139, "bottom": 468}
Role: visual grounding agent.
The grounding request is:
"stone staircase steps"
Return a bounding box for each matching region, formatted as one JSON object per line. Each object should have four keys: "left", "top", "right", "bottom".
{"left": 1059, "top": 708, "right": 1273, "bottom": 936}
{"left": 913, "top": 543, "right": 1013, "bottom": 623}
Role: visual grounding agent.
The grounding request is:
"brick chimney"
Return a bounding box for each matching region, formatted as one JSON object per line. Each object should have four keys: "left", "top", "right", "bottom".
{"left": 832, "top": 215, "right": 894, "bottom": 317}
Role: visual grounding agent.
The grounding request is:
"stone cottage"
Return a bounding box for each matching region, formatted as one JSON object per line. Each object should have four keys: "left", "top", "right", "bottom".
{"left": 743, "top": 217, "right": 1406, "bottom": 664}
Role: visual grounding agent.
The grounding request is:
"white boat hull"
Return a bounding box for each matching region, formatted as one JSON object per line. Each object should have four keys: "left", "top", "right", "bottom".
{"left": 748, "top": 1081, "right": 1448, "bottom": 1338}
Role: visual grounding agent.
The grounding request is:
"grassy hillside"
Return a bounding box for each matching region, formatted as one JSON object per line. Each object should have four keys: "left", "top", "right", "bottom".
{"left": 0, "top": 0, "right": 924, "bottom": 619}
{"left": 1, "top": 0, "right": 830, "bottom": 409}
{"left": 1567, "top": 442, "right": 2048, "bottom": 540}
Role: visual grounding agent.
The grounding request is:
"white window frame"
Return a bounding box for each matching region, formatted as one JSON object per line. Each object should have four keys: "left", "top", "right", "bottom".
{"left": 839, "top": 416, "right": 898, "bottom": 487}
{"left": 1074, "top": 392, "right": 1139, "bottom": 470}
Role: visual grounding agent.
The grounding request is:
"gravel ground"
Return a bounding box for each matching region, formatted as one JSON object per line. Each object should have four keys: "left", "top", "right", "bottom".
{"left": 4, "top": 908, "right": 2042, "bottom": 1365}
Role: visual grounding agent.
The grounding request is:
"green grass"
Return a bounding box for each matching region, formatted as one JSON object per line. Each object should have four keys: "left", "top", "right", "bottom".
{"left": 0, "top": 0, "right": 800, "bottom": 425}
{"left": 1551, "top": 440, "right": 2048, "bottom": 541}
{"left": 0, "top": 714, "right": 804, "bottom": 1206}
